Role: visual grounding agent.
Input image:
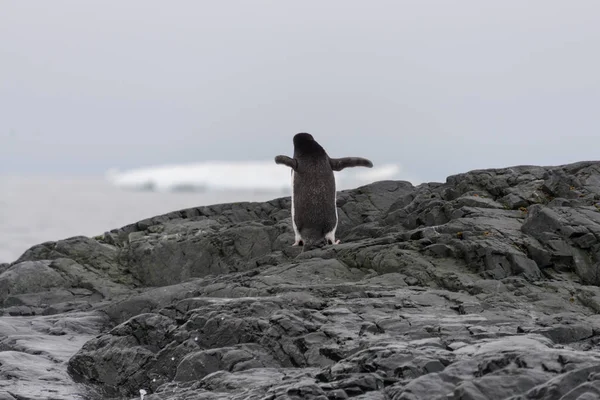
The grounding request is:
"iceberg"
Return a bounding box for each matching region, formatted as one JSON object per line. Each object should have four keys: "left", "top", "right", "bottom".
{"left": 105, "top": 161, "right": 406, "bottom": 193}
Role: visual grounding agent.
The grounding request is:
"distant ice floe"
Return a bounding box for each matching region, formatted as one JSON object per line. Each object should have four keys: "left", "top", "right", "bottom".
{"left": 105, "top": 161, "right": 407, "bottom": 193}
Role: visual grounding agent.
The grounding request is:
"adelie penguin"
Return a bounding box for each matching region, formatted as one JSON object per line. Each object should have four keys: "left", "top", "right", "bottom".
{"left": 275, "top": 133, "right": 373, "bottom": 251}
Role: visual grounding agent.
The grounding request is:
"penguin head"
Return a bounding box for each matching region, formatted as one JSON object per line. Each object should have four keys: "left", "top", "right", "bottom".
{"left": 293, "top": 132, "right": 325, "bottom": 157}
{"left": 293, "top": 132, "right": 314, "bottom": 146}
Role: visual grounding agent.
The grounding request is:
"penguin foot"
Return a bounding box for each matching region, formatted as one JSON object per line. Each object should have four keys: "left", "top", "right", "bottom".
{"left": 293, "top": 240, "right": 304, "bottom": 247}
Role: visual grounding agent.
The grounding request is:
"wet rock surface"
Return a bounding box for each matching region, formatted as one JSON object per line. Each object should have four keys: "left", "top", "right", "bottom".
{"left": 2, "top": 161, "right": 600, "bottom": 399}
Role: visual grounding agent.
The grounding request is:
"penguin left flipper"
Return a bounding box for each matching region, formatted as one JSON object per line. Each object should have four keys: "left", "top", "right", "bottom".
{"left": 329, "top": 157, "right": 373, "bottom": 171}
{"left": 274, "top": 155, "right": 298, "bottom": 170}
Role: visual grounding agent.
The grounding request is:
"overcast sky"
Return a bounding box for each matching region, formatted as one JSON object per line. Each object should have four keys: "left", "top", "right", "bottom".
{"left": 1, "top": 0, "right": 599, "bottom": 183}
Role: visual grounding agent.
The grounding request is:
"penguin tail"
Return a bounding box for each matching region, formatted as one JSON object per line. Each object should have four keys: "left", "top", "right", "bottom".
{"left": 300, "top": 229, "right": 327, "bottom": 252}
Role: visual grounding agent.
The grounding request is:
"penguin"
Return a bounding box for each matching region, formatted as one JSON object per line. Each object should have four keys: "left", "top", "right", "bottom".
{"left": 274, "top": 132, "right": 373, "bottom": 251}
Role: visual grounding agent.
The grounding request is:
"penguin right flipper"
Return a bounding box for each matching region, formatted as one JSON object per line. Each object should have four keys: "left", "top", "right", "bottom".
{"left": 329, "top": 157, "right": 373, "bottom": 171}
{"left": 274, "top": 155, "right": 298, "bottom": 170}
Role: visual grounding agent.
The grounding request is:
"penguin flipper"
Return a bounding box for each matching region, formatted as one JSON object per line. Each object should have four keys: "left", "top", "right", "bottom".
{"left": 329, "top": 157, "right": 373, "bottom": 171}
{"left": 274, "top": 155, "right": 298, "bottom": 170}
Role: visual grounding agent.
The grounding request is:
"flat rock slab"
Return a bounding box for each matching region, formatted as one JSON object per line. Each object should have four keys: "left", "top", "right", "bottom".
{"left": 0, "top": 312, "right": 108, "bottom": 400}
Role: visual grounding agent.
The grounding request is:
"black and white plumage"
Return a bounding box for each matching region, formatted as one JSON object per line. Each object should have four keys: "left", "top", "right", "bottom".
{"left": 274, "top": 133, "right": 373, "bottom": 251}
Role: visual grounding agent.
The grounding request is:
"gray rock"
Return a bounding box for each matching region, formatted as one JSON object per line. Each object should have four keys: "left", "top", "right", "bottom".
{"left": 174, "top": 343, "right": 281, "bottom": 382}
{"left": 2, "top": 161, "right": 600, "bottom": 399}
{"left": 0, "top": 311, "right": 108, "bottom": 399}
{"left": 0, "top": 258, "right": 132, "bottom": 315}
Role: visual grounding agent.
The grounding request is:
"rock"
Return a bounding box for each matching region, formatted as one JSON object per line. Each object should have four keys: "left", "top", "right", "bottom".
{"left": 0, "top": 311, "right": 107, "bottom": 399}
{"left": 174, "top": 343, "right": 282, "bottom": 382}
{"left": 67, "top": 312, "right": 178, "bottom": 397}
{"left": 522, "top": 204, "right": 600, "bottom": 284}
{"left": 0, "top": 261, "right": 72, "bottom": 303}
{"left": 2, "top": 160, "right": 600, "bottom": 399}
{"left": 0, "top": 258, "right": 132, "bottom": 315}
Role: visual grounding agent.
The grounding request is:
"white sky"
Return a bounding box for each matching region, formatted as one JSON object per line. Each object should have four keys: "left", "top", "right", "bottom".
{"left": 1, "top": 0, "right": 599, "bottom": 182}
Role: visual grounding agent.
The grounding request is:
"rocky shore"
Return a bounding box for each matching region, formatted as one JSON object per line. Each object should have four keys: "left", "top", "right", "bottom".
{"left": 2, "top": 161, "right": 600, "bottom": 400}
